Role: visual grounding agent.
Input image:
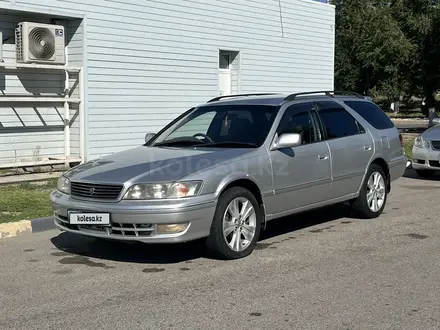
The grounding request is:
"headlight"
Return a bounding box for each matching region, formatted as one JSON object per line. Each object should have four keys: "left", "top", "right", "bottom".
{"left": 414, "top": 135, "right": 431, "bottom": 149}
{"left": 57, "top": 176, "right": 70, "bottom": 194}
{"left": 123, "top": 181, "right": 203, "bottom": 200}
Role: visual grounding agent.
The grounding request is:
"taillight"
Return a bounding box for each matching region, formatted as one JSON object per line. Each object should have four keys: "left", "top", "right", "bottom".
{"left": 399, "top": 134, "right": 403, "bottom": 147}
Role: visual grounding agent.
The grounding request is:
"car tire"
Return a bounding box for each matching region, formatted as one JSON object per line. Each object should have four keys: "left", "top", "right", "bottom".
{"left": 415, "top": 169, "right": 435, "bottom": 178}
{"left": 351, "top": 164, "right": 388, "bottom": 219}
{"left": 205, "top": 187, "right": 262, "bottom": 260}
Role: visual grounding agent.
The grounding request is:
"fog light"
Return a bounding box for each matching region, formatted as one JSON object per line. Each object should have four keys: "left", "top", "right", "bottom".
{"left": 156, "top": 223, "right": 189, "bottom": 234}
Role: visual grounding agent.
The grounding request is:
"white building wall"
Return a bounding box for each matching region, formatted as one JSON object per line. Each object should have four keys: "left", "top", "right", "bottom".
{"left": 0, "top": 12, "right": 66, "bottom": 166}
{"left": 0, "top": 0, "right": 335, "bottom": 164}
{"left": 65, "top": 18, "right": 84, "bottom": 159}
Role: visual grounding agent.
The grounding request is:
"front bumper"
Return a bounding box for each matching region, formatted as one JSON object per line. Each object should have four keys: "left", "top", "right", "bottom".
{"left": 50, "top": 191, "right": 217, "bottom": 243}
{"left": 411, "top": 146, "right": 440, "bottom": 171}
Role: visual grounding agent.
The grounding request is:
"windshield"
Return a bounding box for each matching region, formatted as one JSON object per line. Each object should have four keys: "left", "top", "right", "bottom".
{"left": 149, "top": 104, "right": 279, "bottom": 148}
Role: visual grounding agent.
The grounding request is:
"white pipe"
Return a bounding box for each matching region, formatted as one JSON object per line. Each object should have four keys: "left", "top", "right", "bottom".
{"left": 0, "top": 158, "right": 82, "bottom": 169}
{"left": 0, "top": 62, "right": 81, "bottom": 72}
{"left": 0, "top": 32, "right": 3, "bottom": 62}
{"left": 0, "top": 97, "right": 80, "bottom": 103}
{"left": 64, "top": 45, "right": 70, "bottom": 166}
{"left": 79, "top": 68, "right": 85, "bottom": 164}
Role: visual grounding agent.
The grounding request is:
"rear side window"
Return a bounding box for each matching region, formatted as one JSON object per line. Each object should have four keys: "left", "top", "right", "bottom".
{"left": 314, "top": 101, "right": 364, "bottom": 139}
{"left": 343, "top": 101, "right": 394, "bottom": 130}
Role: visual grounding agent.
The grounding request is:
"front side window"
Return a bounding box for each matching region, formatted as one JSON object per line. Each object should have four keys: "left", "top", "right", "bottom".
{"left": 150, "top": 105, "right": 279, "bottom": 148}
{"left": 314, "top": 101, "right": 364, "bottom": 139}
{"left": 277, "top": 102, "right": 319, "bottom": 144}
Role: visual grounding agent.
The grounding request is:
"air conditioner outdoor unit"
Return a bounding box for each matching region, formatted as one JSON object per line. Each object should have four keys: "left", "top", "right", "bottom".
{"left": 15, "top": 22, "right": 65, "bottom": 65}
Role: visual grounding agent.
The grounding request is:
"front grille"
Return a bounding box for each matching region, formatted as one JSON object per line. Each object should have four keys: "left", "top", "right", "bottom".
{"left": 70, "top": 181, "right": 123, "bottom": 200}
{"left": 111, "top": 223, "right": 154, "bottom": 237}
{"left": 432, "top": 140, "right": 440, "bottom": 150}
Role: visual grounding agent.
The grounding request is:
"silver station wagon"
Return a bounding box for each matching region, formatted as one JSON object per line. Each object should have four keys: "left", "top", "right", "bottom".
{"left": 51, "top": 91, "right": 407, "bottom": 259}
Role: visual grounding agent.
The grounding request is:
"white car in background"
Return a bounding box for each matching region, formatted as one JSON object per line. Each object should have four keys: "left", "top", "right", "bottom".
{"left": 412, "top": 118, "right": 440, "bottom": 177}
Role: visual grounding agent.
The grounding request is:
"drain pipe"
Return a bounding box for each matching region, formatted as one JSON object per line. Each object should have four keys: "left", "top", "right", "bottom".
{"left": 64, "top": 45, "right": 70, "bottom": 168}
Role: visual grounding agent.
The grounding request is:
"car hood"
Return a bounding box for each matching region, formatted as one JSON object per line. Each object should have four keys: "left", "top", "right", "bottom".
{"left": 64, "top": 146, "right": 255, "bottom": 184}
{"left": 423, "top": 125, "right": 440, "bottom": 140}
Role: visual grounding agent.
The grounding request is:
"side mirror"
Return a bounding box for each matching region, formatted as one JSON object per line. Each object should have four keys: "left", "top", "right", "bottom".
{"left": 145, "top": 132, "right": 156, "bottom": 143}
{"left": 274, "top": 133, "right": 302, "bottom": 150}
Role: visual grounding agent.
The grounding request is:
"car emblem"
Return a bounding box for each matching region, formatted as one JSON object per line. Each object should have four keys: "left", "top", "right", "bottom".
{"left": 89, "top": 187, "right": 95, "bottom": 195}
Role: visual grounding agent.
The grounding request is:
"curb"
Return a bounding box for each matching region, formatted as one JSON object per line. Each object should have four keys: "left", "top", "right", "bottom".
{"left": 0, "top": 172, "right": 63, "bottom": 186}
{"left": 391, "top": 118, "right": 427, "bottom": 121}
{"left": 0, "top": 216, "right": 55, "bottom": 239}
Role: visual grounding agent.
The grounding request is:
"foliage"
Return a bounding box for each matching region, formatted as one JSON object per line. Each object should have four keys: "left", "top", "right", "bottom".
{"left": 332, "top": 0, "right": 440, "bottom": 114}
{"left": 0, "top": 179, "right": 57, "bottom": 223}
{"left": 402, "top": 134, "right": 416, "bottom": 159}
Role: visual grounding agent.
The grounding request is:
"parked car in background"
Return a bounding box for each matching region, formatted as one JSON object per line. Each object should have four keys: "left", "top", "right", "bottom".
{"left": 412, "top": 118, "right": 440, "bottom": 177}
{"left": 51, "top": 91, "right": 407, "bottom": 260}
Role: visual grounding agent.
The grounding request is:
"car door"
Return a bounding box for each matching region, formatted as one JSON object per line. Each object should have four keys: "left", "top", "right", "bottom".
{"left": 268, "top": 101, "right": 332, "bottom": 215}
{"left": 313, "top": 100, "right": 374, "bottom": 198}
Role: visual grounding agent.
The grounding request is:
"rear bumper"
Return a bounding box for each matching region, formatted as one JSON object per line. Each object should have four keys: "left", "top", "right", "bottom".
{"left": 412, "top": 147, "right": 440, "bottom": 171}
{"left": 389, "top": 156, "right": 407, "bottom": 181}
{"left": 51, "top": 191, "right": 217, "bottom": 243}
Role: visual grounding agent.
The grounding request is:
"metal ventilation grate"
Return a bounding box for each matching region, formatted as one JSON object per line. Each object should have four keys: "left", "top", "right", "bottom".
{"left": 28, "top": 27, "right": 55, "bottom": 59}
{"left": 15, "top": 25, "right": 23, "bottom": 62}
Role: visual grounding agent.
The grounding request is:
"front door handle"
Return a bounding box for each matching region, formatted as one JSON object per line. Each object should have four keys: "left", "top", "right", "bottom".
{"left": 318, "top": 155, "right": 329, "bottom": 160}
{"left": 364, "top": 145, "right": 372, "bottom": 151}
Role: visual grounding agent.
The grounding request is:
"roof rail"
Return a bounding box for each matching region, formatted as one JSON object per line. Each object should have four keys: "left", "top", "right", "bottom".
{"left": 284, "top": 90, "right": 364, "bottom": 101}
{"left": 207, "top": 93, "right": 281, "bottom": 103}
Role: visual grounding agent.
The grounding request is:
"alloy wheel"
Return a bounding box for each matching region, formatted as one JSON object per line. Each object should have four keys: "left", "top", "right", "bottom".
{"left": 222, "top": 197, "right": 257, "bottom": 252}
{"left": 366, "top": 171, "right": 386, "bottom": 212}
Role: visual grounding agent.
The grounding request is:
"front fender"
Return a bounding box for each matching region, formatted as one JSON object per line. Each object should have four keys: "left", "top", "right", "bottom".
{"left": 181, "top": 152, "right": 274, "bottom": 200}
{"left": 215, "top": 172, "right": 262, "bottom": 197}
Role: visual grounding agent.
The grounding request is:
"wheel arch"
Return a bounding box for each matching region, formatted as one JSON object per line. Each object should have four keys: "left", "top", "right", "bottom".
{"left": 369, "top": 157, "right": 391, "bottom": 192}
{"left": 216, "top": 176, "right": 267, "bottom": 229}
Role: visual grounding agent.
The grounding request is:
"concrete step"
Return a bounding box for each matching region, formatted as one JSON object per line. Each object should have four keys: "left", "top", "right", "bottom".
{"left": 0, "top": 171, "right": 62, "bottom": 185}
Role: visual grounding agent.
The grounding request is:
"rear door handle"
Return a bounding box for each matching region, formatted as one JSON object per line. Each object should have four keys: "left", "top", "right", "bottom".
{"left": 364, "top": 145, "right": 372, "bottom": 151}
{"left": 318, "top": 155, "right": 329, "bottom": 160}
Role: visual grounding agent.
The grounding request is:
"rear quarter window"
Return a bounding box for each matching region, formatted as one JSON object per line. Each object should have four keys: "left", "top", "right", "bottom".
{"left": 343, "top": 101, "right": 395, "bottom": 130}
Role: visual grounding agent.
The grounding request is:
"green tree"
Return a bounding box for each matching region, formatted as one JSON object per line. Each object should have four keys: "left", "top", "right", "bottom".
{"left": 390, "top": 0, "right": 440, "bottom": 113}
{"left": 332, "top": 0, "right": 440, "bottom": 113}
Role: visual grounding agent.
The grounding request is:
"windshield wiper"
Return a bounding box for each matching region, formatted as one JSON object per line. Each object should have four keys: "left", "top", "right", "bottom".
{"left": 154, "top": 138, "right": 204, "bottom": 147}
{"left": 200, "top": 141, "right": 258, "bottom": 148}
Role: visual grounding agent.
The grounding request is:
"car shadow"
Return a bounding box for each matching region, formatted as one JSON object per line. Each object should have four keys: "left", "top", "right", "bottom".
{"left": 50, "top": 233, "right": 207, "bottom": 265}
{"left": 259, "top": 202, "right": 354, "bottom": 241}
{"left": 402, "top": 167, "right": 440, "bottom": 181}
{"left": 50, "top": 203, "right": 354, "bottom": 264}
